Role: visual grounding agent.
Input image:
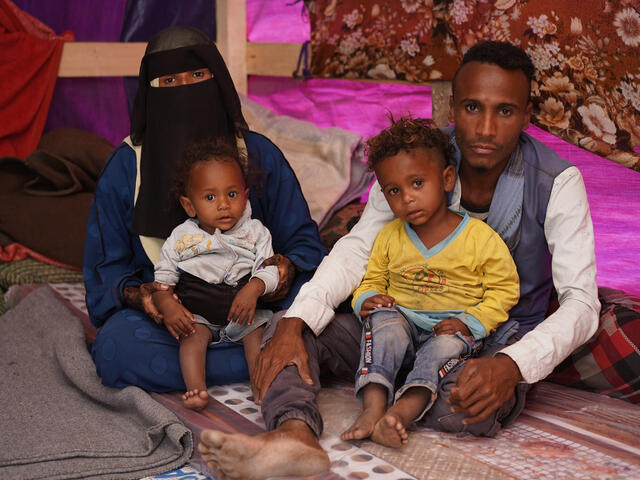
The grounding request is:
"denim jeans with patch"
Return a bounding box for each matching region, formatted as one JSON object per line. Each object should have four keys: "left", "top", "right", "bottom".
{"left": 355, "top": 307, "right": 480, "bottom": 420}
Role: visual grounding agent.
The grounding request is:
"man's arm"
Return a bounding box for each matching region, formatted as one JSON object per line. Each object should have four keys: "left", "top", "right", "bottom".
{"left": 450, "top": 167, "right": 600, "bottom": 423}
{"left": 499, "top": 166, "right": 600, "bottom": 383}
{"left": 253, "top": 183, "right": 394, "bottom": 402}
{"left": 285, "top": 183, "right": 394, "bottom": 334}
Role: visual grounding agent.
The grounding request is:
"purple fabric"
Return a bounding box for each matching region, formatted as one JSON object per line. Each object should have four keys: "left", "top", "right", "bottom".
{"left": 247, "top": 0, "right": 309, "bottom": 43}
{"left": 13, "top": 0, "right": 130, "bottom": 146}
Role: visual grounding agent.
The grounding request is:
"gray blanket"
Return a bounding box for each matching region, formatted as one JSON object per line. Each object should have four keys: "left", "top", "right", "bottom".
{"left": 0, "top": 287, "right": 192, "bottom": 479}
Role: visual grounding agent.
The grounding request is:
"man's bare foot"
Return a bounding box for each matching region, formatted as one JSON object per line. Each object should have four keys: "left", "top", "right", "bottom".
{"left": 341, "top": 405, "right": 386, "bottom": 441}
{"left": 371, "top": 412, "right": 409, "bottom": 448}
{"left": 198, "top": 422, "right": 330, "bottom": 480}
{"left": 182, "top": 389, "right": 209, "bottom": 411}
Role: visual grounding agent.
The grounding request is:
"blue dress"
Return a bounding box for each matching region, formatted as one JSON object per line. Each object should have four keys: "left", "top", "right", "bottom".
{"left": 83, "top": 131, "right": 327, "bottom": 391}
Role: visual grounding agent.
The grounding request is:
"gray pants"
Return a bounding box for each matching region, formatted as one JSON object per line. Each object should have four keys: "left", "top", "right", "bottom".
{"left": 259, "top": 313, "right": 529, "bottom": 437}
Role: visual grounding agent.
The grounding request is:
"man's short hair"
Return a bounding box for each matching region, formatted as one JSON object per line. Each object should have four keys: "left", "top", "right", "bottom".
{"left": 366, "top": 115, "right": 455, "bottom": 170}
{"left": 453, "top": 41, "right": 535, "bottom": 97}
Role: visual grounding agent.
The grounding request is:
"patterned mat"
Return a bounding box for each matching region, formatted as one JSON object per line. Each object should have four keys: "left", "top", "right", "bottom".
{"left": 9, "top": 282, "right": 640, "bottom": 480}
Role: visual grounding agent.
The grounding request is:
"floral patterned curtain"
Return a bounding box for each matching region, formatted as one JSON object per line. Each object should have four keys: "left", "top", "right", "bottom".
{"left": 308, "top": 0, "right": 640, "bottom": 171}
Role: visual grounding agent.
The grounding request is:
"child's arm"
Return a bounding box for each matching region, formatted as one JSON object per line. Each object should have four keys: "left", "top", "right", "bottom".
{"left": 152, "top": 288, "right": 195, "bottom": 340}
{"left": 251, "top": 222, "right": 280, "bottom": 296}
{"left": 228, "top": 278, "right": 266, "bottom": 325}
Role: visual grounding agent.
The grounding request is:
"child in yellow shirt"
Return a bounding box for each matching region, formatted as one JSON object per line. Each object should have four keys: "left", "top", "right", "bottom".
{"left": 341, "top": 116, "right": 519, "bottom": 448}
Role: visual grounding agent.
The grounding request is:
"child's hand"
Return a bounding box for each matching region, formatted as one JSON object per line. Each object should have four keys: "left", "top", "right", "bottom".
{"left": 162, "top": 301, "right": 195, "bottom": 339}
{"left": 433, "top": 317, "right": 471, "bottom": 337}
{"left": 228, "top": 278, "right": 265, "bottom": 325}
{"left": 359, "top": 294, "right": 395, "bottom": 318}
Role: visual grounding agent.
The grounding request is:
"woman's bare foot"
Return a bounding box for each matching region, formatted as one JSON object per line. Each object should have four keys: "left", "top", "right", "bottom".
{"left": 198, "top": 421, "right": 330, "bottom": 480}
{"left": 341, "top": 405, "right": 386, "bottom": 441}
{"left": 371, "top": 412, "right": 409, "bottom": 448}
{"left": 182, "top": 389, "right": 209, "bottom": 411}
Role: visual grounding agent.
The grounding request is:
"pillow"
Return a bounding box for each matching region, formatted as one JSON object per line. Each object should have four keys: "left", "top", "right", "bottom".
{"left": 319, "top": 202, "right": 365, "bottom": 250}
{"left": 549, "top": 287, "right": 640, "bottom": 404}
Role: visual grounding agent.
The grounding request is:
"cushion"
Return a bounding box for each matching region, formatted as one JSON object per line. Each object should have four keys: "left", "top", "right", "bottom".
{"left": 549, "top": 287, "right": 640, "bottom": 404}
{"left": 319, "top": 202, "right": 365, "bottom": 250}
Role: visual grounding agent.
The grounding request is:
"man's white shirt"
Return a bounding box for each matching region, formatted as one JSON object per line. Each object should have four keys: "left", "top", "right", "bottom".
{"left": 286, "top": 166, "right": 600, "bottom": 384}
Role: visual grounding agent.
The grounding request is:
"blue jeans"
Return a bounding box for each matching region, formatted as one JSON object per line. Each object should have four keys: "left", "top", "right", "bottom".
{"left": 355, "top": 307, "right": 480, "bottom": 420}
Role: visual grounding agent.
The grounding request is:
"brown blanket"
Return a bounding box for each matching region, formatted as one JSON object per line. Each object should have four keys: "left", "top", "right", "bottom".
{"left": 0, "top": 128, "right": 113, "bottom": 267}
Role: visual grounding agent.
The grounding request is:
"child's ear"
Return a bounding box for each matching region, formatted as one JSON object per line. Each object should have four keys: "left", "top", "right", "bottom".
{"left": 442, "top": 165, "right": 456, "bottom": 193}
{"left": 244, "top": 187, "right": 249, "bottom": 197}
{"left": 179, "top": 196, "right": 196, "bottom": 217}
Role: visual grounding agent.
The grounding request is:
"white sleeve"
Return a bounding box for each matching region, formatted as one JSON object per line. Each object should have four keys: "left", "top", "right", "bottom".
{"left": 286, "top": 182, "right": 395, "bottom": 335}
{"left": 154, "top": 229, "right": 181, "bottom": 286}
{"left": 500, "top": 167, "right": 600, "bottom": 383}
{"left": 251, "top": 221, "right": 279, "bottom": 294}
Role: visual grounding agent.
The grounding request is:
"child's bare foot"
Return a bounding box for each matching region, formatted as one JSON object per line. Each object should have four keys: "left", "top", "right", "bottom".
{"left": 371, "top": 412, "right": 409, "bottom": 448}
{"left": 182, "top": 389, "right": 209, "bottom": 411}
{"left": 341, "top": 405, "right": 386, "bottom": 441}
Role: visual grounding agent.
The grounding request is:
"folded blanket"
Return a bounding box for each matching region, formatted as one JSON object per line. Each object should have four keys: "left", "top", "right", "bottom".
{"left": 0, "top": 286, "right": 192, "bottom": 479}
{"left": 241, "top": 95, "right": 374, "bottom": 228}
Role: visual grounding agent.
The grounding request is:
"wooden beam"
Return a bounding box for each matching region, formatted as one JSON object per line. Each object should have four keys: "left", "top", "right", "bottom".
{"left": 57, "top": 42, "right": 146, "bottom": 77}
{"left": 56, "top": 40, "right": 450, "bottom": 122}
{"left": 247, "top": 42, "right": 302, "bottom": 77}
{"left": 216, "top": 0, "right": 247, "bottom": 94}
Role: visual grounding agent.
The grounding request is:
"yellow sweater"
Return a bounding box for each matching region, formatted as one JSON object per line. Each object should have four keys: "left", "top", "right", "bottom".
{"left": 352, "top": 213, "right": 519, "bottom": 339}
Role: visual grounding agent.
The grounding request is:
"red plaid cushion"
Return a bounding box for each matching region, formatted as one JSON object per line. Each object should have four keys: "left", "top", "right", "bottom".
{"left": 549, "top": 287, "right": 640, "bottom": 404}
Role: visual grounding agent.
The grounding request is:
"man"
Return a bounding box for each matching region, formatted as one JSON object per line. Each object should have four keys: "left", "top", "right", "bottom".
{"left": 198, "top": 41, "right": 600, "bottom": 480}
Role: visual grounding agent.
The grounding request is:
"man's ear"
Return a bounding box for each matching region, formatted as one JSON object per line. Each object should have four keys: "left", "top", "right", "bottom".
{"left": 522, "top": 100, "right": 533, "bottom": 130}
{"left": 179, "top": 195, "right": 196, "bottom": 217}
{"left": 448, "top": 95, "right": 455, "bottom": 124}
{"left": 443, "top": 165, "right": 456, "bottom": 193}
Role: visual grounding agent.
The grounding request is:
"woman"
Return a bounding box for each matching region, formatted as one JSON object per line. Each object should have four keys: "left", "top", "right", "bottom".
{"left": 83, "top": 26, "right": 326, "bottom": 391}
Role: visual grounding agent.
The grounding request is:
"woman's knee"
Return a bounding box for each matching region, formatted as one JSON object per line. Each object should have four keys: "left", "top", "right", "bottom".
{"left": 91, "top": 309, "right": 180, "bottom": 389}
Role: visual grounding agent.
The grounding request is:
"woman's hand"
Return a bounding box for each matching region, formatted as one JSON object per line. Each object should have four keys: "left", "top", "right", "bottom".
{"left": 122, "top": 282, "right": 169, "bottom": 324}
{"left": 260, "top": 254, "right": 295, "bottom": 302}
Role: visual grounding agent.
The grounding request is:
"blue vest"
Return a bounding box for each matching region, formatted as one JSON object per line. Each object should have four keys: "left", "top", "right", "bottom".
{"left": 449, "top": 129, "right": 572, "bottom": 337}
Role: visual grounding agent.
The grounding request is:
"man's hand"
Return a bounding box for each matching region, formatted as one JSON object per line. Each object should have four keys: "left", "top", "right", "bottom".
{"left": 433, "top": 317, "right": 471, "bottom": 336}
{"left": 122, "top": 282, "right": 169, "bottom": 324}
{"left": 228, "top": 278, "right": 265, "bottom": 325}
{"left": 260, "top": 254, "right": 295, "bottom": 302}
{"left": 448, "top": 354, "right": 523, "bottom": 424}
{"left": 252, "top": 316, "right": 312, "bottom": 404}
{"left": 359, "top": 294, "right": 395, "bottom": 318}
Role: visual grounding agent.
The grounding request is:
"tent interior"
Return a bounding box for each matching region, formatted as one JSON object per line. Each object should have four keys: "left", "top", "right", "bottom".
{"left": 1, "top": 1, "right": 640, "bottom": 479}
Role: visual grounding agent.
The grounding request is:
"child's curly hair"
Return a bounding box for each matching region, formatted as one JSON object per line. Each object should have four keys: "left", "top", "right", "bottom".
{"left": 366, "top": 115, "right": 455, "bottom": 170}
{"left": 171, "top": 136, "right": 249, "bottom": 202}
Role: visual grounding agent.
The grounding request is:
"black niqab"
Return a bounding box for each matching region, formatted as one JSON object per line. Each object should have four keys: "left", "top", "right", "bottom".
{"left": 130, "top": 43, "right": 247, "bottom": 238}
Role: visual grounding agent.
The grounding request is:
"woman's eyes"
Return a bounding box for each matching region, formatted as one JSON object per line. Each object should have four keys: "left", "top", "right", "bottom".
{"left": 161, "top": 75, "right": 175, "bottom": 85}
